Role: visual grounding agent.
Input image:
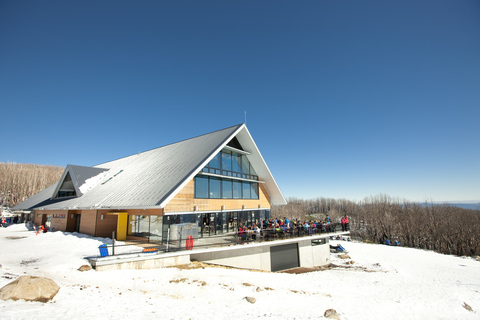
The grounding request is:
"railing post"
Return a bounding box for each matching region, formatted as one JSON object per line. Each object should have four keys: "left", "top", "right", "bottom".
{"left": 112, "top": 231, "right": 115, "bottom": 256}
{"left": 166, "top": 227, "right": 170, "bottom": 252}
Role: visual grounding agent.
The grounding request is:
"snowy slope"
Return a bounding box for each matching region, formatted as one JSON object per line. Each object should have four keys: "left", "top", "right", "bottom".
{"left": 1, "top": 224, "right": 479, "bottom": 320}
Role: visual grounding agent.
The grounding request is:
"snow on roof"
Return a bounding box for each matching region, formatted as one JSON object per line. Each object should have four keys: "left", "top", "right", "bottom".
{"left": 14, "top": 124, "right": 286, "bottom": 211}
{"left": 78, "top": 171, "right": 109, "bottom": 194}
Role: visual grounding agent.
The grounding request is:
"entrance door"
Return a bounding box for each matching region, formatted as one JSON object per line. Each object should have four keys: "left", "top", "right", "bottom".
{"left": 74, "top": 214, "right": 81, "bottom": 233}
{"left": 200, "top": 213, "right": 216, "bottom": 236}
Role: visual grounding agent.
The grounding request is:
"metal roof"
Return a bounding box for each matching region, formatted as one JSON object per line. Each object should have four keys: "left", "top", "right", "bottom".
{"left": 13, "top": 124, "right": 286, "bottom": 211}
{"left": 51, "top": 165, "right": 109, "bottom": 198}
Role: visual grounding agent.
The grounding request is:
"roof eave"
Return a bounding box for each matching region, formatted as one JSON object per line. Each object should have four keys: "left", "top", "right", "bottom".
{"left": 236, "top": 126, "right": 287, "bottom": 206}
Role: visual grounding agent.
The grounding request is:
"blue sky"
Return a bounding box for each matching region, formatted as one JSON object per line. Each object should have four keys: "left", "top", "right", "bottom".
{"left": 1, "top": 1, "right": 479, "bottom": 202}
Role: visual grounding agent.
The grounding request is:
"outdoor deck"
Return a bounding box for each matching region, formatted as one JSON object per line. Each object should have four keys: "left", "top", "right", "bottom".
{"left": 88, "top": 229, "right": 351, "bottom": 272}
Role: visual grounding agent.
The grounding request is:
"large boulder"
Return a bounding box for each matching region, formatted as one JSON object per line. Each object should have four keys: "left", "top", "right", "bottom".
{"left": 0, "top": 276, "right": 60, "bottom": 303}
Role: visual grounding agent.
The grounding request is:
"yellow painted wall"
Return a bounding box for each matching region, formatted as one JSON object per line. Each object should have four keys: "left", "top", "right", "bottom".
{"left": 115, "top": 213, "right": 128, "bottom": 241}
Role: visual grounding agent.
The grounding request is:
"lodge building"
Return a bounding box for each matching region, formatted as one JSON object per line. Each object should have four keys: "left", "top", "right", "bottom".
{"left": 14, "top": 124, "right": 287, "bottom": 243}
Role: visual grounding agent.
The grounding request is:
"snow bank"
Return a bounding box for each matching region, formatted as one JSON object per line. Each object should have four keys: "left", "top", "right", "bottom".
{"left": 1, "top": 224, "right": 479, "bottom": 320}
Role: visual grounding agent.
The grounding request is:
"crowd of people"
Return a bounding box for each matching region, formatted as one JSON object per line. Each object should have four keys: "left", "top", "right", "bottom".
{"left": 237, "top": 214, "right": 350, "bottom": 242}
{"left": 0, "top": 214, "right": 20, "bottom": 227}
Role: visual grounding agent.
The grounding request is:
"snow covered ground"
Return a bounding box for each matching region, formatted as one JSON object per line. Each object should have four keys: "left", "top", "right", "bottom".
{"left": 1, "top": 224, "right": 479, "bottom": 320}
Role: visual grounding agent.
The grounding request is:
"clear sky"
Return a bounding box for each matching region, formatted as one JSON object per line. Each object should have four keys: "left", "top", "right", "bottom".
{"left": 1, "top": 1, "right": 479, "bottom": 203}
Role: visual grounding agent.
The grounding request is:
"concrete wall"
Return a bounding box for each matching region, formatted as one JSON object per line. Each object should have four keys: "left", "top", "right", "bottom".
{"left": 90, "top": 234, "right": 339, "bottom": 272}
{"left": 191, "top": 244, "right": 272, "bottom": 271}
{"left": 298, "top": 238, "right": 331, "bottom": 268}
{"left": 191, "top": 237, "right": 331, "bottom": 272}
{"left": 92, "top": 254, "right": 191, "bottom": 272}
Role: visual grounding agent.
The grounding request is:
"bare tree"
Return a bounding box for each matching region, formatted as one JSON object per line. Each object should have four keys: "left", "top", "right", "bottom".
{"left": 272, "top": 194, "right": 480, "bottom": 257}
{"left": 0, "top": 162, "right": 63, "bottom": 207}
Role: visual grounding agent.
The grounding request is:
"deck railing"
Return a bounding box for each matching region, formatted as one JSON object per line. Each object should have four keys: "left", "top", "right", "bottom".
{"left": 95, "top": 223, "right": 346, "bottom": 258}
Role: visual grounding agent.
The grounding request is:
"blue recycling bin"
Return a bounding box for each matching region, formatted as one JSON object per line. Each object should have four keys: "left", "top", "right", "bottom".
{"left": 99, "top": 244, "right": 109, "bottom": 257}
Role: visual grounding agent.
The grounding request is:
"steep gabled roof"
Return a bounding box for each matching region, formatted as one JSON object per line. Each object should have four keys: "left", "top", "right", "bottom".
{"left": 13, "top": 124, "right": 286, "bottom": 211}
{"left": 12, "top": 183, "right": 60, "bottom": 211}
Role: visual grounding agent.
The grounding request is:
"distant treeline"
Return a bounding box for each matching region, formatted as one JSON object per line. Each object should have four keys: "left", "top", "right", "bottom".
{"left": 0, "top": 162, "right": 64, "bottom": 207}
{"left": 2, "top": 162, "right": 479, "bottom": 257}
{"left": 272, "top": 194, "right": 480, "bottom": 257}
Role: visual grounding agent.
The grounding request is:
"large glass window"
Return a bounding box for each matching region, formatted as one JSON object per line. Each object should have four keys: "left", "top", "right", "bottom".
{"left": 243, "top": 181, "right": 251, "bottom": 199}
{"left": 221, "top": 212, "right": 227, "bottom": 233}
{"left": 242, "top": 156, "right": 250, "bottom": 175}
{"left": 232, "top": 152, "right": 242, "bottom": 172}
{"left": 195, "top": 175, "right": 209, "bottom": 198}
{"left": 202, "top": 148, "right": 257, "bottom": 180}
{"left": 222, "top": 151, "right": 232, "bottom": 172}
{"left": 195, "top": 148, "right": 261, "bottom": 200}
{"left": 128, "top": 215, "right": 150, "bottom": 237}
{"left": 209, "top": 153, "right": 221, "bottom": 169}
{"left": 149, "top": 216, "right": 162, "bottom": 242}
{"left": 233, "top": 180, "right": 242, "bottom": 199}
{"left": 222, "top": 179, "right": 232, "bottom": 199}
{"left": 209, "top": 177, "right": 221, "bottom": 198}
{"left": 195, "top": 176, "right": 260, "bottom": 200}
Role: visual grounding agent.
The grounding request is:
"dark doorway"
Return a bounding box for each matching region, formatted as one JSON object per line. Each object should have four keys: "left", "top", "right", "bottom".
{"left": 74, "top": 214, "right": 81, "bottom": 233}
{"left": 270, "top": 243, "right": 300, "bottom": 272}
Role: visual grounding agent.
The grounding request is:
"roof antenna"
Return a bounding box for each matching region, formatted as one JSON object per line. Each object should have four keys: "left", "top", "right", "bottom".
{"left": 244, "top": 108, "right": 247, "bottom": 124}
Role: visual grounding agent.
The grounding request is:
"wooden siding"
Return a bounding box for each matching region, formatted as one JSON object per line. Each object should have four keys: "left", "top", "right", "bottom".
{"left": 78, "top": 210, "right": 97, "bottom": 236}
{"left": 50, "top": 211, "right": 68, "bottom": 231}
{"left": 164, "top": 179, "right": 271, "bottom": 213}
{"left": 33, "top": 211, "right": 43, "bottom": 226}
{"left": 94, "top": 213, "right": 117, "bottom": 238}
{"left": 94, "top": 208, "right": 163, "bottom": 238}
{"left": 31, "top": 209, "right": 164, "bottom": 237}
{"left": 33, "top": 210, "right": 68, "bottom": 231}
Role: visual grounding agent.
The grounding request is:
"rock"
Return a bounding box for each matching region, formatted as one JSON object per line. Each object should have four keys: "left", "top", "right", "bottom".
{"left": 463, "top": 302, "right": 473, "bottom": 312}
{"left": 338, "top": 254, "right": 351, "bottom": 259}
{"left": 78, "top": 265, "right": 92, "bottom": 272}
{"left": 245, "top": 296, "right": 256, "bottom": 304}
{"left": 324, "top": 309, "right": 340, "bottom": 320}
{"left": 0, "top": 276, "right": 60, "bottom": 303}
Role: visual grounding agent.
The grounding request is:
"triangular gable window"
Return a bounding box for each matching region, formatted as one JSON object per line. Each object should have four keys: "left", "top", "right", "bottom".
{"left": 227, "top": 137, "right": 244, "bottom": 151}
{"left": 55, "top": 172, "right": 77, "bottom": 198}
{"left": 51, "top": 165, "right": 109, "bottom": 199}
